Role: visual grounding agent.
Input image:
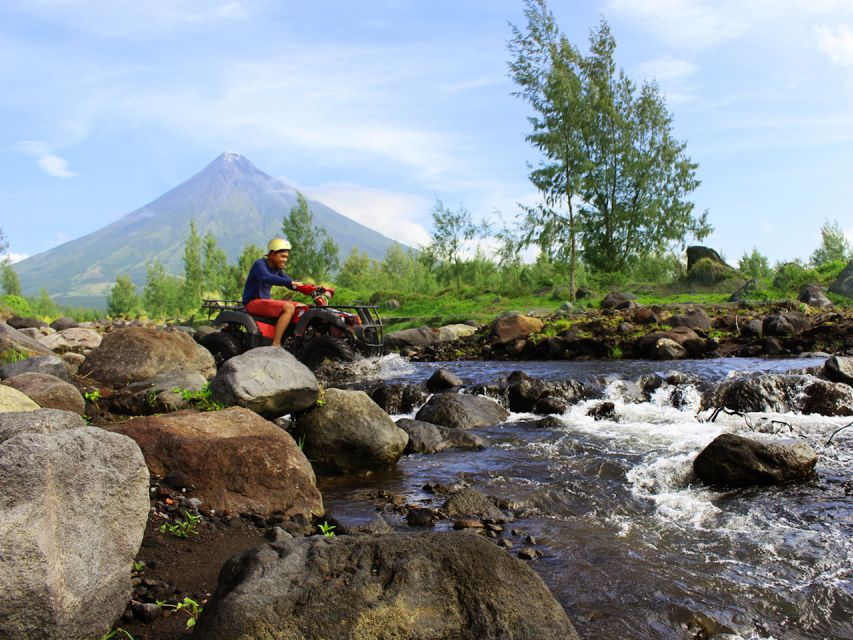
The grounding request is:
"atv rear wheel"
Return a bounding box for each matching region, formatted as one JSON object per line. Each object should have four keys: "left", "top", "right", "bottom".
{"left": 299, "top": 335, "right": 356, "bottom": 370}
{"left": 200, "top": 331, "right": 244, "bottom": 368}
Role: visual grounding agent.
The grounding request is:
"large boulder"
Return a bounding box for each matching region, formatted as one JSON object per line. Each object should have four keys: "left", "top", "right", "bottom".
{"left": 600, "top": 292, "right": 637, "bottom": 310}
{"left": 38, "top": 327, "right": 102, "bottom": 354}
{"left": 828, "top": 260, "right": 853, "bottom": 298}
{"left": 797, "top": 284, "right": 832, "bottom": 308}
{"left": 368, "top": 382, "right": 428, "bottom": 415}
{"left": 0, "top": 322, "right": 54, "bottom": 362}
{"left": 693, "top": 433, "right": 817, "bottom": 486}
{"left": 666, "top": 308, "right": 712, "bottom": 332}
{"left": 0, "top": 425, "right": 149, "bottom": 640}
{"left": 108, "top": 408, "right": 322, "bottom": 518}
{"left": 823, "top": 356, "right": 853, "bottom": 387}
{"left": 637, "top": 326, "right": 704, "bottom": 359}
{"left": 194, "top": 532, "right": 579, "bottom": 640}
{"left": 80, "top": 326, "right": 215, "bottom": 386}
{"left": 426, "top": 367, "right": 464, "bottom": 392}
{"left": 396, "top": 418, "right": 487, "bottom": 454}
{"left": 415, "top": 392, "right": 510, "bottom": 429}
{"left": 491, "top": 313, "right": 544, "bottom": 344}
{"left": 442, "top": 487, "right": 505, "bottom": 520}
{"left": 0, "top": 353, "right": 71, "bottom": 381}
{"left": 0, "top": 385, "right": 40, "bottom": 412}
{"left": 50, "top": 316, "right": 78, "bottom": 331}
{"left": 762, "top": 311, "right": 809, "bottom": 337}
{"left": 210, "top": 347, "right": 318, "bottom": 418}
{"left": 505, "top": 370, "right": 547, "bottom": 412}
{"left": 1, "top": 372, "right": 85, "bottom": 414}
{"left": 108, "top": 368, "right": 209, "bottom": 415}
{"left": 385, "top": 326, "right": 439, "bottom": 349}
{"left": 291, "top": 388, "right": 408, "bottom": 474}
{"left": 0, "top": 409, "right": 86, "bottom": 443}
{"left": 7, "top": 316, "right": 48, "bottom": 329}
{"left": 437, "top": 323, "right": 478, "bottom": 341}
{"left": 706, "top": 374, "right": 853, "bottom": 416}
{"left": 686, "top": 246, "right": 733, "bottom": 271}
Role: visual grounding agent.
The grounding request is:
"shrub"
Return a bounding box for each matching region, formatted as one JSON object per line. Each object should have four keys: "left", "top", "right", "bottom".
{"left": 0, "top": 294, "right": 31, "bottom": 317}
{"left": 772, "top": 261, "right": 821, "bottom": 293}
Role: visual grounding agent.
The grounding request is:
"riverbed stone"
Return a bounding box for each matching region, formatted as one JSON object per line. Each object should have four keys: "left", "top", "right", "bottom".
{"left": 368, "top": 382, "right": 427, "bottom": 414}
{"left": 210, "top": 347, "right": 318, "bottom": 418}
{"left": 1, "top": 372, "right": 85, "bottom": 414}
{"left": 80, "top": 326, "right": 215, "bottom": 386}
{"left": 762, "top": 311, "right": 809, "bottom": 337}
{"left": 396, "top": 417, "right": 487, "bottom": 454}
{"left": 109, "top": 368, "right": 209, "bottom": 415}
{"left": 415, "top": 392, "right": 510, "bottom": 429}
{"left": 823, "top": 356, "right": 853, "bottom": 387}
{"left": 798, "top": 284, "right": 832, "bottom": 308}
{"left": 0, "top": 322, "right": 55, "bottom": 362}
{"left": 0, "top": 409, "right": 86, "bottom": 444}
{"left": 600, "top": 292, "right": 636, "bottom": 310}
{"left": 0, "top": 426, "right": 149, "bottom": 640}
{"left": 0, "top": 353, "right": 70, "bottom": 381}
{"left": 385, "top": 326, "right": 439, "bottom": 349}
{"left": 0, "top": 385, "right": 40, "bottom": 412}
{"left": 693, "top": 433, "right": 817, "bottom": 486}
{"left": 637, "top": 326, "right": 702, "bottom": 359}
{"left": 666, "top": 308, "right": 712, "bottom": 332}
{"left": 706, "top": 374, "right": 853, "bottom": 416}
{"left": 491, "top": 313, "right": 544, "bottom": 344}
{"left": 194, "top": 532, "right": 579, "bottom": 640}
{"left": 291, "top": 388, "right": 408, "bottom": 474}
{"left": 38, "top": 327, "right": 102, "bottom": 354}
{"left": 442, "top": 487, "right": 505, "bottom": 520}
{"left": 426, "top": 367, "right": 464, "bottom": 392}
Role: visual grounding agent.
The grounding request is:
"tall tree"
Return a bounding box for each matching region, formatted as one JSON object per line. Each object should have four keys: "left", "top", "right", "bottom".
{"left": 143, "top": 259, "right": 182, "bottom": 317}
{"left": 181, "top": 221, "right": 204, "bottom": 312}
{"left": 337, "top": 246, "right": 375, "bottom": 290}
{"left": 281, "top": 191, "right": 340, "bottom": 281}
{"left": 810, "top": 219, "right": 852, "bottom": 267}
{"left": 427, "top": 200, "right": 482, "bottom": 293}
{"left": 508, "top": 4, "right": 711, "bottom": 280}
{"left": 202, "top": 231, "right": 229, "bottom": 295}
{"left": 0, "top": 228, "right": 21, "bottom": 296}
{"left": 107, "top": 274, "right": 141, "bottom": 317}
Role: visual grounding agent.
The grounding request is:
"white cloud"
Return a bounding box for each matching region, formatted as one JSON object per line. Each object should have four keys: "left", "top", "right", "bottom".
{"left": 303, "top": 183, "right": 433, "bottom": 249}
{"left": 636, "top": 56, "right": 698, "bottom": 82}
{"left": 3, "top": 252, "right": 29, "bottom": 264}
{"left": 816, "top": 24, "right": 853, "bottom": 65}
{"left": 15, "top": 141, "right": 77, "bottom": 177}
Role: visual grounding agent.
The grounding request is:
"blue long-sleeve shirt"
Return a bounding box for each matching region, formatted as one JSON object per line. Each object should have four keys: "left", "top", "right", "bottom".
{"left": 242, "top": 258, "right": 295, "bottom": 305}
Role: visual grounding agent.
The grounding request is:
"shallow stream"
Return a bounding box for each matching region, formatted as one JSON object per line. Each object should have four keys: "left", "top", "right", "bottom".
{"left": 320, "top": 356, "right": 852, "bottom": 640}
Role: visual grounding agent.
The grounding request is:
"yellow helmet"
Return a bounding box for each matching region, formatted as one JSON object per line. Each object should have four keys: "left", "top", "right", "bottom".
{"left": 267, "top": 238, "right": 292, "bottom": 253}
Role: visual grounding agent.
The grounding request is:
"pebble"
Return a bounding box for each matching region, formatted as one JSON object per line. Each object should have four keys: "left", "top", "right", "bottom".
{"left": 498, "top": 539, "right": 513, "bottom": 549}
{"left": 525, "top": 535, "right": 537, "bottom": 545}
{"left": 453, "top": 518, "right": 485, "bottom": 530}
{"left": 405, "top": 507, "right": 437, "bottom": 527}
{"left": 518, "top": 547, "right": 541, "bottom": 560}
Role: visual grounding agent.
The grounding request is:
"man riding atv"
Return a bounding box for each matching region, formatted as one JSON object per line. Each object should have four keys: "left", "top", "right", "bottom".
{"left": 242, "top": 237, "right": 329, "bottom": 347}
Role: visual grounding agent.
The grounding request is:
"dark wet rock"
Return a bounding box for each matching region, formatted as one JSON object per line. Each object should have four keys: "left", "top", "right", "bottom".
{"left": 798, "top": 284, "right": 832, "bottom": 308}
{"left": 415, "top": 392, "right": 509, "bottom": 429}
{"left": 491, "top": 313, "right": 544, "bottom": 344}
{"left": 405, "top": 507, "right": 438, "bottom": 527}
{"left": 396, "top": 418, "right": 487, "bottom": 454}
{"left": 535, "top": 395, "right": 567, "bottom": 414}
{"left": 49, "top": 316, "right": 78, "bottom": 332}
{"left": 823, "top": 356, "right": 853, "bottom": 387}
{"left": 453, "top": 518, "right": 484, "bottom": 530}
{"left": 654, "top": 337, "right": 688, "bottom": 360}
{"left": 740, "top": 318, "right": 763, "bottom": 338}
{"left": 211, "top": 347, "right": 318, "bottom": 418}
{"left": 706, "top": 374, "right": 853, "bottom": 416}
{"left": 600, "top": 292, "right": 637, "bottom": 310}
{"left": 762, "top": 337, "right": 785, "bottom": 355}
{"left": 666, "top": 308, "right": 712, "bottom": 332}
{"left": 0, "top": 354, "right": 71, "bottom": 381}
{"left": 351, "top": 514, "right": 394, "bottom": 536}
{"left": 426, "top": 367, "right": 464, "bottom": 392}
{"left": 442, "top": 487, "right": 505, "bottom": 520}
{"left": 1, "top": 372, "right": 85, "bottom": 415}
{"left": 829, "top": 260, "right": 853, "bottom": 298}
{"left": 0, "top": 426, "right": 148, "bottom": 640}
{"left": 109, "top": 369, "right": 208, "bottom": 415}
{"left": 506, "top": 370, "right": 548, "bottom": 412}
{"left": 762, "top": 311, "right": 809, "bottom": 337}
{"left": 534, "top": 416, "right": 563, "bottom": 429}
{"left": 109, "top": 407, "right": 323, "bottom": 518}
{"left": 693, "top": 433, "right": 817, "bottom": 486}
{"left": 638, "top": 373, "right": 666, "bottom": 399}
{"left": 632, "top": 307, "right": 659, "bottom": 324}
{"left": 7, "top": 316, "right": 48, "bottom": 330}
{"left": 195, "top": 532, "right": 579, "bottom": 639}
{"left": 368, "top": 382, "right": 427, "bottom": 415}
{"left": 587, "top": 401, "right": 616, "bottom": 421}
{"left": 637, "top": 326, "right": 703, "bottom": 359}
{"left": 81, "top": 327, "right": 214, "bottom": 386}
{"left": 291, "top": 388, "right": 408, "bottom": 474}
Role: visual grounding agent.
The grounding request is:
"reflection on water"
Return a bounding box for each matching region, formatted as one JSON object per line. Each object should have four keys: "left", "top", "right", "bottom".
{"left": 321, "top": 356, "right": 852, "bottom": 639}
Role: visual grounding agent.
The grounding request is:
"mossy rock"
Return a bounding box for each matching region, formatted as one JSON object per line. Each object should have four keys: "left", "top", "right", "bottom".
{"left": 688, "top": 257, "right": 733, "bottom": 285}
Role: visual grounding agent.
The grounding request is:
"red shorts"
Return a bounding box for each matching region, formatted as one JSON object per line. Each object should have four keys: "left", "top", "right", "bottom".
{"left": 245, "top": 298, "right": 296, "bottom": 318}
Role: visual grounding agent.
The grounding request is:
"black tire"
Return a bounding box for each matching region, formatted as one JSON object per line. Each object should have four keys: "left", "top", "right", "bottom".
{"left": 299, "top": 335, "right": 356, "bottom": 370}
{"left": 200, "top": 331, "right": 244, "bottom": 368}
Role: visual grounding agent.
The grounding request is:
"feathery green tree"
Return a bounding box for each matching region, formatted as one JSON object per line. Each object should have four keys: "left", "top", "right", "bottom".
{"left": 281, "top": 191, "right": 340, "bottom": 281}
{"left": 107, "top": 274, "right": 141, "bottom": 317}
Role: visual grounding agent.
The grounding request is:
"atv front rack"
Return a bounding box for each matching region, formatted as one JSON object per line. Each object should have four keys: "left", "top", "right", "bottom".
{"left": 202, "top": 299, "right": 243, "bottom": 320}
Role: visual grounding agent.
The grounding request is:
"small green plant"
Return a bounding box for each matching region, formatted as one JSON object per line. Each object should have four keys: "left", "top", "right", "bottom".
{"left": 132, "top": 560, "right": 145, "bottom": 573}
{"left": 1, "top": 347, "right": 29, "bottom": 364}
{"left": 315, "top": 386, "right": 326, "bottom": 408}
{"left": 172, "top": 382, "right": 224, "bottom": 411}
{"left": 158, "top": 511, "right": 201, "bottom": 538}
{"left": 297, "top": 434, "right": 306, "bottom": 450}
{"left": 99, "top": 629, "right": 134, "bottom": 640}
{"left": 84, "top": 389, "right": 102, "bottom": 403}
{"left": 156, "top": 596, "right": 203, "bottom": 629}
{"left": 609, "top": 345, "right": 623, "bottom": 359}
{"left": 318, "top": 521, "right": 336, "bottom": 538}
{"left": 146, "top": 389, "right": 159, "bottom": 408}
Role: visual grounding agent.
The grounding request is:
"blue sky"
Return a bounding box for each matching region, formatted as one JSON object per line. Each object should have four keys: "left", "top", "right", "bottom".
{"left": 1, "top": 0, "right": 852, "bottom": 268}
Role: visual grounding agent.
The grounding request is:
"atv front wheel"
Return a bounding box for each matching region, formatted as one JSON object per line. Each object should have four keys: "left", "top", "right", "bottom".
{"left": 200, "top": 331, "right": 244, "bottom": 368}
{"left": 299, "top": 335, "right": 356, "bottom": 370}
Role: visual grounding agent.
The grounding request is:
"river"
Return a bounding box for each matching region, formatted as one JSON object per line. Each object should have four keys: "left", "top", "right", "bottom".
{"left": 320, "top": 355, "right": 852, "bottom": 640}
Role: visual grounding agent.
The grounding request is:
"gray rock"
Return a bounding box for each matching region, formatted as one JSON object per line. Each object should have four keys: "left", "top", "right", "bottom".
{"left": 666, "top": 308, "right": 712, "bottom": 332}
{"left": 443, "top": 487, "right": 505, "bottom": 520}
{"left": 653, "top": 337, "right": 688, "bottom": 360}
{"left": 1, "top": 372, "right": 85, "bottom": 414}
{"left": 368, "top": 382, "right": 427, "bottom": 414}
{"left": 415, "top": 392, "right": 509, "bottom": 429}
{"left": 396, "top": 418, "right": 487, "bottom": 454}
{"left": 740, "top": 318, "right": 763, "bottom": 338}
{"left": 384, "top": 326, "right": 439, "bottom": 349}
{"left": 426, "top": 367, "right": 464, "bottom": 392}
{"left": 693, "top": 433, "right": 817, "bottom": 486}
{"left": 210, "top": 347, "right": 318, "bottom": 418}
{"left": 436, "top": 323, "right": 477, "bottom": 341}
{"left": 0, "top": 353, "right": 70, "bottom": 381}
{"left": 292, "top": 388, "right": 408, "bottom": 474}
{"left": 798, "top": 284, "right": 832, "bottom": 308}
{"left": 0, "top": 427, "right": 149, "bottom": 640}
{"left": 828, "top": 260, "right": 853, "bottom": 298}
{"left": 600, "top": 292, "right": 637, "bottom": 310}
{"left": 194, "top": 533, "right": 579, "bottom": 640}
{"left": 706, "top": 374, "right": 853, "bottom": 416}
{"left": 0, "top": 322, "right": 54, "bottom": 361}
{"left": 38, "top": 327, "right": 103, "bottom": 353}
{"left": 823, "top": 356, "right": 853, "bottom": 387}
{"left": 762, "top": 312, "right": 809, "bottom": 337}
{"left": 109, "top": 368, "right": 209, "bottom": 415}
{"left": 0, "top": 408, "right": 86, "bottom": 444}
{"left": 50, "top": 316, "right": 78, "bottom": 331}
{"left": 7, "top": 316, "right": 48, "bottom": 330}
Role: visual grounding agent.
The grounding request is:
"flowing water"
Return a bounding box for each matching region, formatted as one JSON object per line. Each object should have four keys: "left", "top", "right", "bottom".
{"left": 320, "top": 356, "right": 853, "bottom": 640}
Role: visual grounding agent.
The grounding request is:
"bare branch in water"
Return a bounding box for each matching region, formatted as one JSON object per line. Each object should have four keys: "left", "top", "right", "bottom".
{"left": 826, "top": 420, "right": 853, "bottom": 446}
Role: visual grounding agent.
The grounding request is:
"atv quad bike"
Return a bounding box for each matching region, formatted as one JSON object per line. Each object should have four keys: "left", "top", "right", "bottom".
{"left": 199, "top": 287, "right": 383, "bottom": 370}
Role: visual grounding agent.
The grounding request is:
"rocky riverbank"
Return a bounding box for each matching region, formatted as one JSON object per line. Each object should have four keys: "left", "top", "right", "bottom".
{"left": 0, "top": 306, "right": 851, "bottom": 639}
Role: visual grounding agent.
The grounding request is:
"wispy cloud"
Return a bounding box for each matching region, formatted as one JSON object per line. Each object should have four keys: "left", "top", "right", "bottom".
{"left": 2, "top": 252, "right": 29, "bottom": 264}
{"left": 816, "top": 24, "right": 853, "bottom": 66}
{"left": 303, "top": 183, "right": 433, "bottom": 248}
{"left": 15, "top": 141, "right": 77, "bottom": 177}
